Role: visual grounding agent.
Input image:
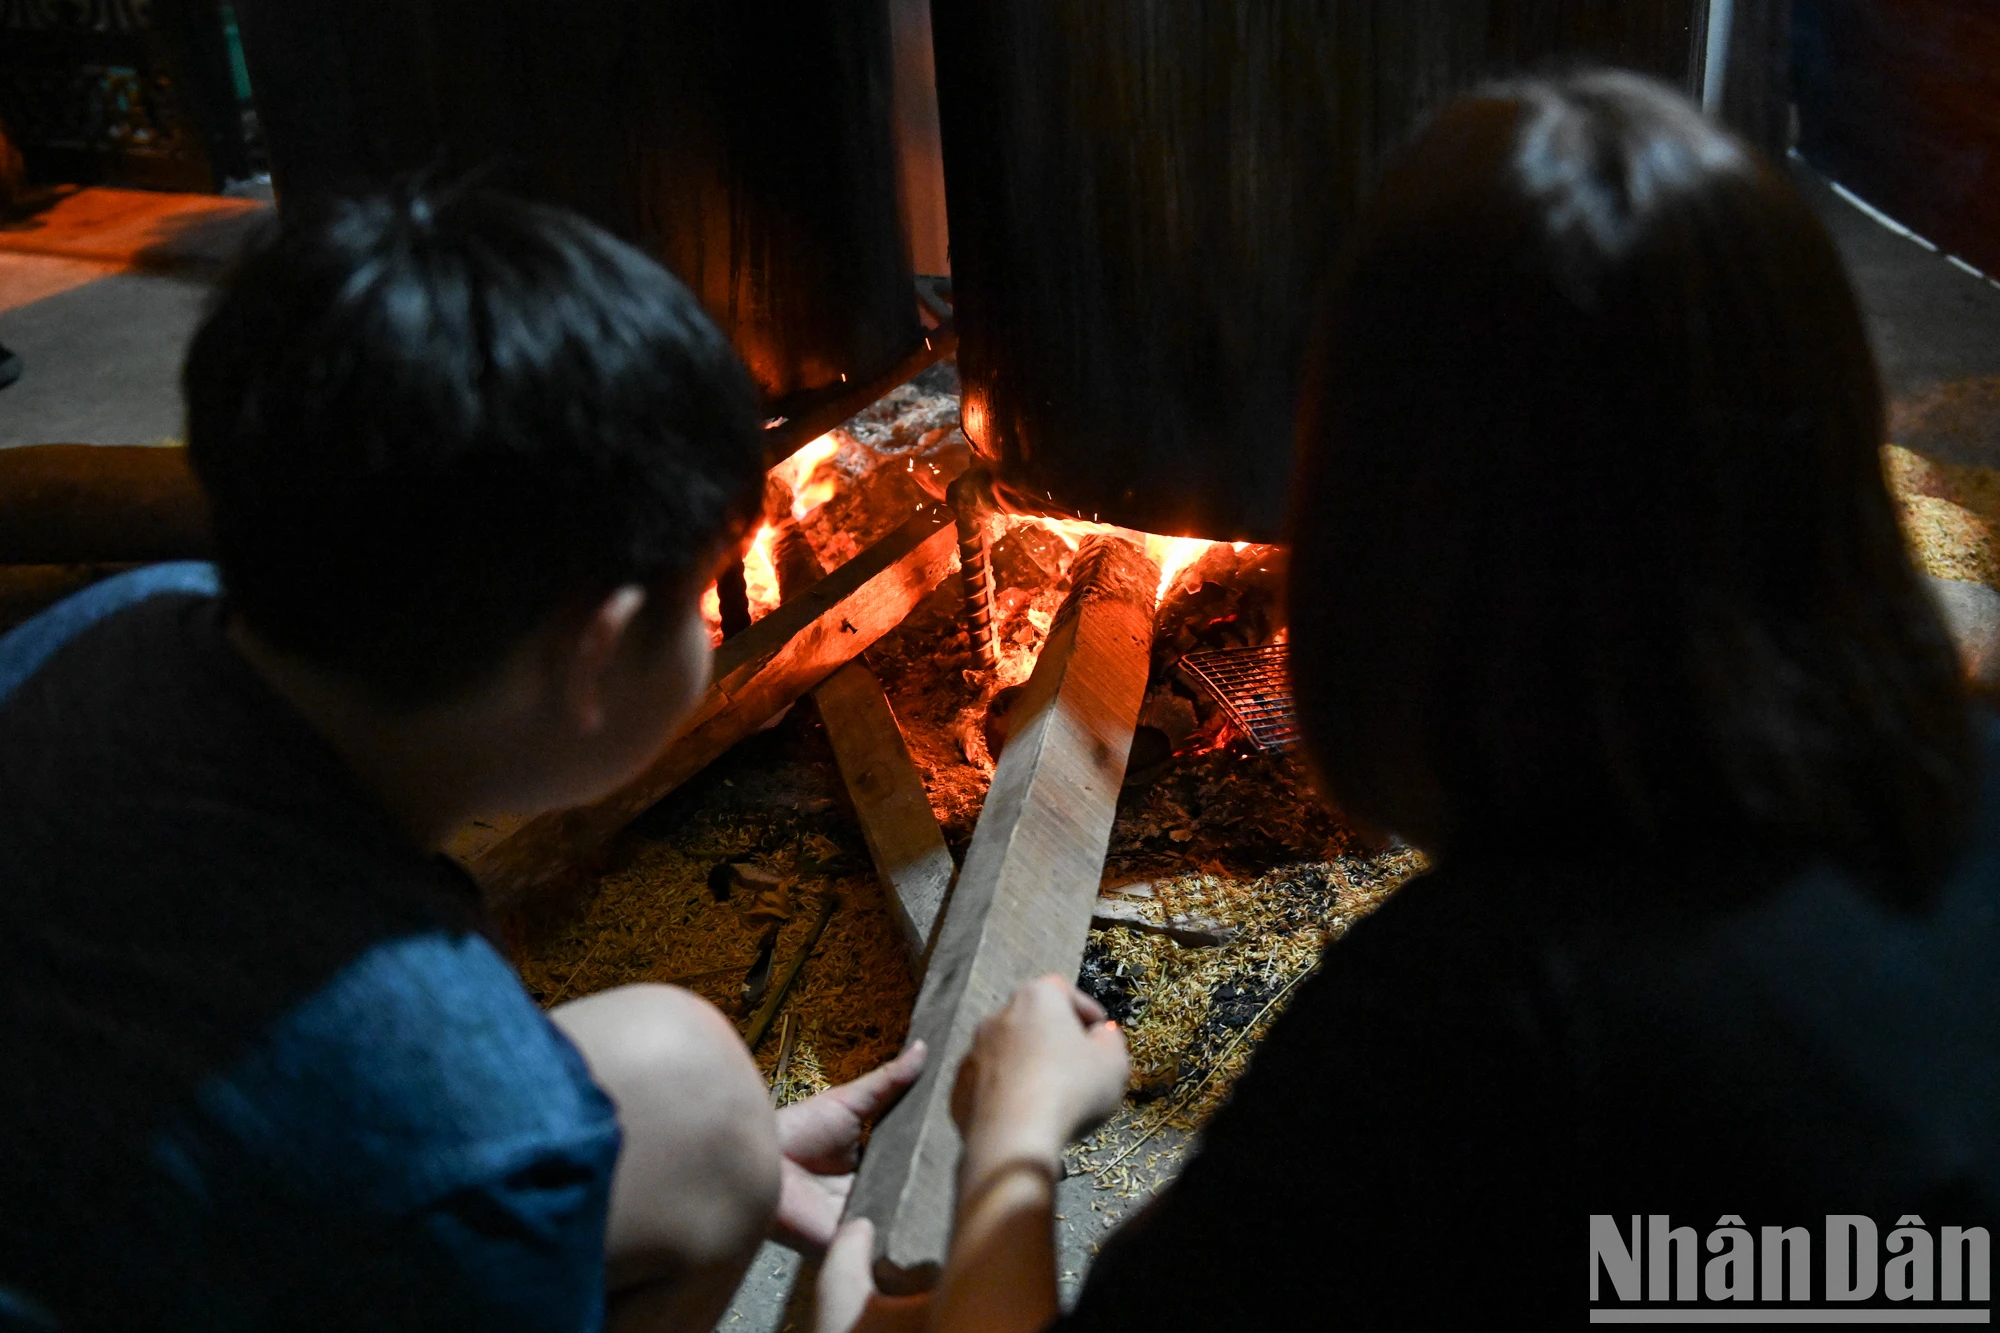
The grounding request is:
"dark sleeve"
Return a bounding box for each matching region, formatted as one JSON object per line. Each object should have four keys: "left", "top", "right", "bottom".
{"left": 1057, "top": 878, "right": 1574, "bottom": 1329}
{"left": 353, "top": 1146, "right": 620, "bottom": 1333}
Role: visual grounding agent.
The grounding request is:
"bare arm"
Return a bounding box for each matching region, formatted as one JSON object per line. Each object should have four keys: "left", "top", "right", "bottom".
{"left": 814, "top": 978, "right": 1125, "bottom": 1333}
{"left": 931, "top": 977, "right": 1129, "bottom": 1333}
{"left": 932, "top": 1154, "right": 1065, "bottom": 1332}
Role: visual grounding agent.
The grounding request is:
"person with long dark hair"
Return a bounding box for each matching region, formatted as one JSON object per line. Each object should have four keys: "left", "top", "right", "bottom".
{"left": 826, "top": 72, "right": 2000, "bottom": 1329}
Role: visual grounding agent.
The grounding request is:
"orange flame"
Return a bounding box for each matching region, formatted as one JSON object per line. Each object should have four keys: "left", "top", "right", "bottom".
{"left": 1004, "top": 516, "right": 1234, "bottom": 604}
{"left": 772, "top": 433, "right": 843, "bottom": 520}
{"left": 742, "top": 522, "right": 783, "bottom": 615}
{"left": 1145, "top": 535, "right": 1216, "bottom": 603}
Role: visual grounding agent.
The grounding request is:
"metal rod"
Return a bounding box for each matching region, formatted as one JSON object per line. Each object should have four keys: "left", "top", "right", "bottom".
{"left": 716, "top": 556, "right": 752, "bottom": 637}
{"left": 947, "top": 467, "right": 999, "bottom": 669}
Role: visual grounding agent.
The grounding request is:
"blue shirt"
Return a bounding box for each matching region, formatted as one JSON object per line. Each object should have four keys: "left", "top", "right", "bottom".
{"left": 0, "top": 579, "right": 620, "bottom": 1330}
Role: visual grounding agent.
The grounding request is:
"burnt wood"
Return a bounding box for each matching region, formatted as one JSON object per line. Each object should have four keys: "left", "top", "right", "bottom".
{"left": 232, "top": 0, "right": 920, "bottom": 403}
{"left": 932, "top": 0, "right": 1707, "bottom": 541}
{"left": 846, "top": 535, "right": 1160, "bottom": 1292}
{"left": 453, "top": 503, "right": 958, "bottom": 905}
{"left": 1794, "top": 0, "right": 2000, "bottom": 277}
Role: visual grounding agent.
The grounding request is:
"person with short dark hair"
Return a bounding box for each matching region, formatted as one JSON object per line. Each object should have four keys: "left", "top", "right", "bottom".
{"left": 0, "top": 183, "right": 922, "bottom": 1331}
{"left": 856, "top": 73, "right": 2000, "bottom": 1330}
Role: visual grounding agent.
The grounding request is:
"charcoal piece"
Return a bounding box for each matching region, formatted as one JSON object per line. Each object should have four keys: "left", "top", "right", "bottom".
{"left": 738, "top": 923, "right": 781, "bottom": 1015}
{"left": 1125, "top": 726, "right": 1173, "bottom": 777}
{"left": 1076, "top": 941, "right": 1139, "bottom": 1026}
{"left": 1209, "top": 978, "right": 1276, "bottom": 1030}
{"left": 1137, "top": 687, "right": 1199, "bottom": 753}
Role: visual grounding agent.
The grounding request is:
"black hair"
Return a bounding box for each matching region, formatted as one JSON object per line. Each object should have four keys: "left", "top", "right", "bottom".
{"left": 183, "top": 181, "right": 765, "bottom": 705}
{"left": 1290, "top": 72, "right": 1973, "bottom": 905}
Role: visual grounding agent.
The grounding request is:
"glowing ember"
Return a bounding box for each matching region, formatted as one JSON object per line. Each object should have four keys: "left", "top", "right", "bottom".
{"left": 772, "top": 433, "right": 843, "bottom": 520}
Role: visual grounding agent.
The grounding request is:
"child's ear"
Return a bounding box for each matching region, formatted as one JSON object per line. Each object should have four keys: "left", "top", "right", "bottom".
{"left": 563, "top": 584, "right": 648, "bottom": 734}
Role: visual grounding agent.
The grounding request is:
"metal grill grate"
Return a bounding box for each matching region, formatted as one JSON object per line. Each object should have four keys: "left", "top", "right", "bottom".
{"left": 1179, "top": 643, "right": 1299, "bottom": 754}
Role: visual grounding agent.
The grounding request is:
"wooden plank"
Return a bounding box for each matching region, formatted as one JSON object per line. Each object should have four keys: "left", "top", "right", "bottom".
{"left": 1089, "top": 896, "right": 1237, "bottom": 949}
{"left": 816, "top": 661, "right": 957, "bottom": 969}
{"left": 772, "top": 518, "right": 956, "bottom": 976}
{"left": 454, "top": 504, "right": 957, "bottom": 904}
{"left": 846, "top": 534, "right": 1159, "bottom": 1293}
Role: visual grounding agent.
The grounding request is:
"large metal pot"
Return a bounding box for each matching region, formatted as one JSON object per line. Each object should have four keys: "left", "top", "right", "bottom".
{"left": 234, "top": 0, "right": 919, "bottom": 405}
{"left": 933, "top": 0, "right": 1707, "bottom": 540}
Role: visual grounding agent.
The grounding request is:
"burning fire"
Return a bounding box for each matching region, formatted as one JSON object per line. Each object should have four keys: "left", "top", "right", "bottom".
{"left": 741, "top": 522, "right": 783, "bottom": 611}
{"left": 1147, "top": 535, "right": 1217, "bottom": 602}
{"left": 700, "top": 435, "right": 850, "bottom": 643}
{"left": 699, "top": 445, "right": 1259, "bottom": 647}
{"left": 772, "top": 432, "right": 843, "bottom": 520}
{"left": 1011, "top": 515, "right": 1238, "bottom": 603}
{"left": 697, "top": 522, "right": 785, "bottom": 645}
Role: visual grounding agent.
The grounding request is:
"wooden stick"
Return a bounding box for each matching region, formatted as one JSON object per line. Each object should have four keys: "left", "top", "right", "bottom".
{"left": 452, "top": 505, "right": 958, "bottom": 904}
{"left": 815, "top": 663, "right": 957, "bottom": 971}
{"left": 744, "top": 893, "right": 841, "bottom": 1052}
{"left": 774, "top": 521, "right": 956, "bottom": 976}
{"left": 771, "top": 1011, "right": 800, "bottom": 1105}
{"left": 845, "top": 534, "right": 1160, "bottom": 1293}
{"left": 1089, "top": 896, "right": 1237, "bottom": 948}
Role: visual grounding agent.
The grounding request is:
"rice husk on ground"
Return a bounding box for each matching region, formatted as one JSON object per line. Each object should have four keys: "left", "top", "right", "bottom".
{"left": 501, "top": 716, "right": 922, "bottom": 1103}
{"left": 1886, "top": 441, "right": 2000, "bottom": 589}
